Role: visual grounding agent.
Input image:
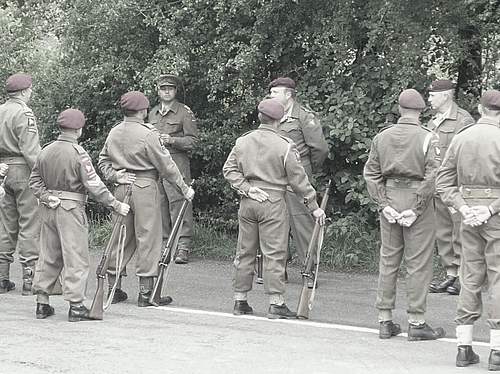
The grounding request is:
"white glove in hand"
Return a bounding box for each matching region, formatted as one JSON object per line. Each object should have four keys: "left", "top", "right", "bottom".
{"left": 116, "top": 202, "right": 130, "bottom": 216}
{"left": 184, "top": 187, "right": 195, "bottom": 201}
{"left": 0, "top": 163, "right": 8, "bottom": 177}
{"left": 382, "top": 206, "right": 401, "bottom": 224}
{"left": 0, "top": 185, "right": 5, "bottom": 201}
{"left": 398, "top": 209, "right": 417, "bottom": 227}
{"left": 312, "top": 208, "right": 326, "bottom": 226}
{"left": 247, "top": 187, "right": 269, "bottom": 202}
{"left": 115, "top": 169, "right": 137, "bottom": 185}
{"left": 466, "top": 206, "right": 491, "bottom": 227}
{"left": 47, "top": 196, "right": 61, "bottom": 209}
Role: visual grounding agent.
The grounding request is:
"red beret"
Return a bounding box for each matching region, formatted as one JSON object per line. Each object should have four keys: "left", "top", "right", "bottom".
{"left": 57, "top": 109, "right": 85, "bottom": 130}
{"left": 268, "top": 77, "right": 296, "bottom": 90}
{"left": 399, "top": 89, "right": 426, "bottom": 110}
{"left": 6, "top": 73, "right": 32, "bottom": 92}
{"left": 157, "top": 74, "right": 180, "bottom": 88}
{"left": 480, "top": 89, "right": 500, "bottom": 111}
{"left": 258, "top": 99, "right": 284, "bottom": 120}
{"left": 120, "top": 91, "right": 150, "bottom": 111}
{"left": 429, "top": 79, "right": 455, "bottom": 92}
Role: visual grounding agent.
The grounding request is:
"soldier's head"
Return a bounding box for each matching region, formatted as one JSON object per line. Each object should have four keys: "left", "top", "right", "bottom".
{"left": 428, "top": 79, "right": 455, "bottom": 112}
{"left": 5, "top": 73, "right": 33, "bottom": 103}
{"left": 120, "top": 91, "right": 150, "bottom": 120}
{"left": 478, "top": 89, "right": 500, "bottom": 120}
{"left": 57, "top": 108, "right": 85, "bottom": 138}
{"left": 398, "top": 89, "right": 426, "bottom": 118}
{"left": 157, "top": 74, "right": 180, "bottom": 104}
{"left": 268, "top": 77, "right": 296, "bottom": 109}
{"left": 257, "top": 98, "right": 285, "bottom": 126}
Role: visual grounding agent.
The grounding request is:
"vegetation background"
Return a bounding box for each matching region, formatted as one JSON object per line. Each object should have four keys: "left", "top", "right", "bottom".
{"left": 1, "top": 0, "right": 500, "bottom": 271}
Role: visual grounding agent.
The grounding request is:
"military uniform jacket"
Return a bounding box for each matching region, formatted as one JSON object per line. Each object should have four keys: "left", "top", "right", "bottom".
{"left": 223, "top": 124, "right": 319, "bottom": 212}
{"left": 426, "top": 102, "right": 474, "bottom": 161}
{"left": 98, "top": 117, "right": 189, "bottom": 195}
{"left": 29, "top": 134, "right": 120, "bottom": 210}
{"left": 149, "top": 100, "right": 198, "bottom": 177}
{"left": 436, "top": 118, "right": 500, "bottom": 214}
{"left": 0, "top": 98, "right": 41, "bottom": 168}
{"left": 277, "top": 101, "right": 328, "bottom": 177}
{"left": 363, "top": 117, "right": 441, "bottom": 216}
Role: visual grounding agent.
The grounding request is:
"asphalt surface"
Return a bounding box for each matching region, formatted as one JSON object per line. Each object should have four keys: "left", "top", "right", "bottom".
{"left": 0, "top": 255, "right": 494, "bottom": 373}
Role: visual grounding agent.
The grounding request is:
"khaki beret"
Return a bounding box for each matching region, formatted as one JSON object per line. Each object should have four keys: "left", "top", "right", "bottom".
{"left": 57, "top": 109, "right": 85, "bottom": 130}
{"left": 6, "top": 73, "right": 32, "bottom": 92}
{"left": 399, "top": 89, "right": 426, "bottom": 110}
{"left": 157, "top": 74, "right": 180, "bottom": 88}
{"left": 268, "top": 77, "right": 296, "bottom": 90}
{"left": 120, "top": 91, "right": 150, "bottom": 111}
{"left": 258, "top": 98, "right": 284, "bottom": 120}
{"left": 429, "top": 79, "right": 455, "bottom": 92}
{"left": 480, "top": 89, "right": 500, "bottom": 111}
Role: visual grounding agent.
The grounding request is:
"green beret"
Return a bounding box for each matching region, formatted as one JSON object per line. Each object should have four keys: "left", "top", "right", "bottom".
{"left": 399, "top": 89, "right": 426, "bottom": 110}
{"left": 480, "top": 89, "right": 500, "bottom": 111}
{"left": 429, "top": 79, "right": 455, "bottom": 92}
{"left": 258, "top": 98, "right": 284, "bottom": 120}
{"left": 120, "top": 91, "right": 150, "bottom": 111}
{"left": 157, "top": 74, "right": 180, "bottom": 88}
{"left": 268, "top": 77, "right": 296, "bottom": 90}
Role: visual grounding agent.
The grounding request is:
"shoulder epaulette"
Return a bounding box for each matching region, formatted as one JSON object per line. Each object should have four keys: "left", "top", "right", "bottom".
{"left": 111, "top": 121, "right": 122, "bottom": 128}
{"left": 300, "top": 104, "right": 316, "bottom": 114}
{"left": 239, "top": 130, "right": 255, "bottom": 138}
{"left": 378, "top": 124, "right": 394, "bottom": 133}
{"left": 277, "top": 134, "right": 293, "bottom": 143}
{"left": 72, "top": 143, "right": 87, "bottom": 155}
{"left": 457, "top": 123, "right": 475, "bottom": 134}
{"left": 42, "top": 140, "right": 54, "bottom": 149}
{"left": 420, "top": 126, "right": 433, "bottom": 133}
{"left": 183, "top": 104, "right": 194, "bottom": 113}
{"left": 142, "top": 122, "right": 156, "bottom": 131}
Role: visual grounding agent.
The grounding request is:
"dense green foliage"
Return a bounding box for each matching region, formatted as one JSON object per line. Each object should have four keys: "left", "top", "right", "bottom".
{"left": 2, "top": 0, "right": 500, "bottom": 267}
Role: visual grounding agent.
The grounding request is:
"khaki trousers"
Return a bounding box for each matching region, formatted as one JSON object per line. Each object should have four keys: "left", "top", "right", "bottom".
{"left": 434, "top": 197, "right": 461, "bottom": 272}
{"left": 376, "top": 187, "right": 435, "bottom": 317}
{"left": 32, "top": 203, "right": 88, "bottom": 303}
{"left": 233, "top": 194, "right": 289, "bottom": 295}
{"left": 0, "top": 164, "right": 39, "bottom": 269}
{"left": 107, "top": 178, "right": 162, "bottom": 278}
{"left": 456, "top": 214, "right": 500, "bottom": 329}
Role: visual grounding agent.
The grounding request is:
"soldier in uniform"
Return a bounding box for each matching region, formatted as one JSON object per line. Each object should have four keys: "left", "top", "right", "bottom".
{"left": 436, "top": 89, "right": 500, "bottom": 370}
{"left": 0, "top": 73, "right": 41, "bottom": 295}
{"left": 268, "top": 77, "right": 328, "bottom": 283}
{"left": 29, "top": 109, "right": 131, "bottom": 321}
{"left": 148, "top": 74, "right": 198, "bottom": 264}
{"left": 98, "top": 91, "right": 194, "bottom": 307}
{"left": 427, "top": 79, "right": 475, "bottom": 296}
{"left": 364, "top": 89, "right": 446, "bottom": 341}
{"left": 223, "top": 98, "right": 326, "bottom": 319}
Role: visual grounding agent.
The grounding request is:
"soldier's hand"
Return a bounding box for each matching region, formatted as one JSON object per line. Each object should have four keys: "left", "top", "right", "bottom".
{"left": 160, "top": 134, "right": 173, "bottom": 145}
{"left": 47, "top": 196, "right": 61, "bottom": 209}
{"left": 116, "top": 202, "right": 130, "bottom": 216}
{"left": 468, "top": 206, "right": 491, "bottom": 226}
{"left": 247, "top": 187, "right": 269, "bottom": 202}
{"left": 115, "top": 169, "right": 136, "bottom": 184}
{"left": 382, "top": 206, "right": 401, "bottom": 223}
{"left": 184, "top": 187, "right": 195, "bottom": 201}
{"left": 459, "top": 205, "right": 480, "bottom": 226}
{"left": 398, "top": 209, "right": 417, "bottom": 227}
{"left": 0, "top": 185, "right": 5, "bottom": 200}
{"left": 312, "top": 208, "right": 326, "bottom": 226}
{"left": 0, "top": 163, "right": 8, "bottom": 177}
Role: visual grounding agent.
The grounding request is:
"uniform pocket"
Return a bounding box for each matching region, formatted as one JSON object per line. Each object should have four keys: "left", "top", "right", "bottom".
{"left": 134, "top": 179, "right": 153, "bottom": 189}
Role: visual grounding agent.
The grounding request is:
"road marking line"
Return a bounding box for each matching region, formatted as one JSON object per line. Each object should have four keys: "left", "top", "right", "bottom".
{"left": 152, "top": 306, "right": 490, "bottom": 347}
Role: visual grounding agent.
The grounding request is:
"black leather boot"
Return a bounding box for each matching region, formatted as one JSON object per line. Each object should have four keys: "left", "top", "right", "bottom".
{"left": 111, "top": 289, "right": 128, "bottom": 304}
{"left": 379, "top": 320, "right": 402, "bottom": 339}
{"left": 0, "top": 279, "right": 15, "bottom": 294}
{"left": 36, "top": 303, "right": 55, "bottom": 319}
{"left": 233, "top": 300, "right": 253, "bottom": 315}
{"left": 489, "top": 350, "right": 500, "bottom": 371}
{"left": 446, "top": 277, "right": 460, "bottom": 295}
{"left": 267, "top": 303, "right": 296, "bottom": 319}
{"left": 456, "top": 345, "right": 479, "bottom": 367}
{"left": 68, "top": 304, "right": 93, "bottom": 322}
{"left": 408, "top": 322, "right": 446, "bottom": 341}
{"left": 429, "top": 275, "right": 456, "bottom": 293}
{"left": 137, "top": 292, "right": 173, "bottom": 307}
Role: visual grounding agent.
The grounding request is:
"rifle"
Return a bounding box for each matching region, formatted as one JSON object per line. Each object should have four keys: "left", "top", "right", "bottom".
{"left": 149, "top": 196, "right": 189, "bottom": 306}
{"left": 297, "top": 180, "right": 331, "bottom": 320}
{"left": 89, "top": 184, "right": 132, "bottom": 320}
{"left": 255, "top": 247, "right": 263, "bottom": 284}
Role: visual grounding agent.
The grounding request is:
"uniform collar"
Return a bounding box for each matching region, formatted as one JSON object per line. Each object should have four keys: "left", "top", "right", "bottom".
{"left": 280, "top": 100, "right": 299, "bottom": 123}
{"left": 433, "top": 102, "right": 458, "bottom": 122}
{"left": 476, "top": 117, "right": 500, "bottom": 127}
{"left": 158, "top": 100, "right": 180, "bottom": 116}
{"left": 8, "top": 97, "right": 26, "bottom": 106}
{"left": 397, "top": 116, "right": 421, "bottom": 126}
{"left": 124, "top": 116, "right": 145, "bottom": 124}
{"left": 258, "top": 124, "right": 278, "bottom": 132}
{"left": 57, "top": 133, "right": 78, "bottom": 143}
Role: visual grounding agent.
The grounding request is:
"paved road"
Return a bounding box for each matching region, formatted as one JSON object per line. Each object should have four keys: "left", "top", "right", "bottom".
{"left": 0, "top": 255, "right": 493, "bottom": 373}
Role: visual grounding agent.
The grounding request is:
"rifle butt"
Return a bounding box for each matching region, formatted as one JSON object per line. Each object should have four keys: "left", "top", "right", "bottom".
{"left": 149, "top": 268, "right": 165, "bottom": 306}
{"left": 89, "top": 280, "right": 105, "bottom": 320}
{"left": 296, "top": 285, "right": 312, "bottom": 319}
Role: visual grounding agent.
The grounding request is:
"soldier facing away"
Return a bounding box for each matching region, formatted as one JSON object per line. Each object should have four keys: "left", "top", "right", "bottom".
{"left": 0, "top": 73, "right": 41, "bottom": 295}
{"left": 29, "top": 109, "right": 130, "bottom": 321}
{"left": 436, "top": 89, "right": 500, "bottom": 370}
{"left": 427, "top": 79, "right": 475, "bottom": 296}
{"left": 149, "top": 74, "right": 198, "bottom": 265}
{"left": 98, "top": 91, "right": 194, "bottom": 307}
{"left": 223, "top": 98, "right": 325, "bottom": 319}
{"left": 364, "top": 89, "right": 446, "bottom": 341}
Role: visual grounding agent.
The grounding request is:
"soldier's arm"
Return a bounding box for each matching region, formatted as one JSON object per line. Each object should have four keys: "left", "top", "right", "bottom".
{"left": 98, "top": 140, "right": 118, "bottom": 183}
{"left": 144, "top": 132, "right": 190, "bottom": 195}
{"left": 413, "top": 133, "right": 440, "bottom": 216}
{"left": 169, "top": 109, "right": 199, "bottom": 152}
{"left": 78, "top": 147, "right": 121, "bottom": 211}
{"left": 29, "top": 158, "right": 50, "bottom": 204}
{"left": 15, "top": 110, "right": 41, "bottom": 169}
{"left": 435, "top": 141, "right": 465, "bottom": 210}
{"left": 302, "top": 112, "right": 328, "bottom": 173}
{"left": 363, "top": 137, "right": 389, "bottom": 209}
{"left": 222, "top": 143, "right": 251, "bottom": 196}
{"left": 285, "top": 142, "right": 320, "bottom": 212}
